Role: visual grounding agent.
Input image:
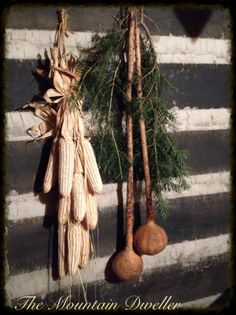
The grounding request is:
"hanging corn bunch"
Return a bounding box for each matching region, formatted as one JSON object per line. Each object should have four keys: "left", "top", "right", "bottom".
{"left": 25, "top": 9, "right": 103, "bottom": 279}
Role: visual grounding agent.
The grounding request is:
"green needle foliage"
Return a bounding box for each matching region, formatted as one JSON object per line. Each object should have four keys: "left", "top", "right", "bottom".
{"left": 76, "top": 12, "right": 189, "bottom": 218}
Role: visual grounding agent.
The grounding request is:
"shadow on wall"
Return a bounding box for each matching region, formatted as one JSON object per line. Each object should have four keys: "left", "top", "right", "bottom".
{"left": 174, "top": 8, "right": 212, "bottom": 40}
{"left": 104, "top": 182, "right": 143, "bottom": 284}
{"left": 28, "top": 50, "right": 60, "bottom": 280}
{"left": 104, "top": 182, "right": 126, "bottom": 283}
{"left": 31, "top": 51, "right": 51, "bottom": 102}
{"left": 33, "top": 138, "right": 59, "bottom": 280}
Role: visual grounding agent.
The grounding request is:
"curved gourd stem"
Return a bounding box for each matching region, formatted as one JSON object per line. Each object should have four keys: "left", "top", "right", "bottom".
{"left": 126, "top": 7, "right": 136, "bottom": 250}
{"left": 134, "top": 13, "right": 154, "bottom": 223}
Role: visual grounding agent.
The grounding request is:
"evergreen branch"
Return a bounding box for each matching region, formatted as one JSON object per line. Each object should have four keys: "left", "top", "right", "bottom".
{"left": 110, "top": 15, "right": 121, "bottom": 24}
{"left": 111, "top": 128, "right": 123, "bottom": 179}
{"left": 143, "top": 13, "right": 161, "bottom": 34}
{"left": 140, "top": 80, "right": 155, "bottom": 109}
{"left": 141, "top": 60, "right": 156, "bottom": 80}
{"left": 108, "top": 58, "right": 122, "bottom": 120}
{"left": 77, "top": 61, "right": 98, "bottom": 95}
{"left": 76, "top": 12, "right": 189, "bottom": 219}
{"left": 140, "top": 21, "right": 159, "bottom": 71}
{"left": 110, "top": 13, "right": 129, "bottom": 30}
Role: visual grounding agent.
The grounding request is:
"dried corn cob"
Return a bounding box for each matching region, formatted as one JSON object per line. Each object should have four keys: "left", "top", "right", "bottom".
{"left": 67, "top": 223, "right": 81, "bottom": 276}
{"left": 85, "top": 189, "right": 98, "bottom": 230}
{"left": 79, "top": 225, "right": 90, "bottom": 269}
{"left": 43, "top": 138, "right": 58, "bottom": 193}
{"left": 83, "top": 139, "right": 103, "bottom": 194}
{"left": 58, "top": 137, "right": 75, "bottom": 196}
{"left": 58, "top": 195, "right": 70, "bottom": 224}
{"left": 71, "top": 173, "right": 86, "bottom": 223}
{"left": 58, "top": 223, "right": 67, "bottom": 279}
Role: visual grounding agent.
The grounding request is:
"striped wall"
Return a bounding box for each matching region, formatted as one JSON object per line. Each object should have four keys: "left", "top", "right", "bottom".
{"left": 4, "top": 6, "right": 231, "bottom": 310}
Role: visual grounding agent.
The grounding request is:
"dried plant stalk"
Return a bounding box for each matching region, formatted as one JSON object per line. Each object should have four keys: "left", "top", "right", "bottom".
{"left": 79, "top": 225, "right": 90, "bottom": 269}
{"left": 67, "top": 223, "right": 81, "bottom": 276}
{"left": 71, "top": 173, "right": 86, "bottom": 222}
{"left": 74, "top": 149, "right": 83, "bottom": 174}
{"left": 58, "top": 137, "right": 75, "bottom": 196}
{"left": 125, "top": 7, "right": 135, "bottom": 251}
{"left": 58, "top": 195, "right": 70, "bottom": 224}
{"left": 58, "top": 223, "right": 67, "bottom": 279}
{"left": 85, "top": 189, "right": 98, "bottom": 230}
{"left": 83, "top": 139, "right": 103, "bottom": 194}
{"left": 73, "top": 109, "right": 85, "bottom": 140}
{"left": 43, "top": 138, "right": 58, "bottom": 193}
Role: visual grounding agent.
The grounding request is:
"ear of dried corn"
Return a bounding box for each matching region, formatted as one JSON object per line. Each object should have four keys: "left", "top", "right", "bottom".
{"left": 58, "top": 223, "right": 67, "bottom": 279}
{"left": 67, "top": 223, "right": 81, "bottom": 276}
{"left": 83, "top": 139, "right": 103, "bottom": 194}
{"left": 79, "top": 225, "right": 90, "bottom": 269}
{"left": 86, "top": 189, "right": 98, "bottom": 230}
{"left": 71, "top": 173, "right": 86, "bottom": 223}
{"left": 58, "top": 195, "right": 70, "bottom": 224}
{"left": 58, "top": 137, "right": 75, "bottom": 196}
{"left": 43, "top": 138, "right": 58, "bottom": 193}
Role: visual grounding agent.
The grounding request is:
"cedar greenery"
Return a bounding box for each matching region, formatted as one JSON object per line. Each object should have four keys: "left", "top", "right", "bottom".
{"left": 76, "top": 10, "right": 189, "bottom": 218}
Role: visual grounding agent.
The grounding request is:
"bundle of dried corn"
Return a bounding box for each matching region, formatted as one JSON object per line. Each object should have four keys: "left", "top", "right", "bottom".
{"left": 25, "top": 9, "right": 103, "bottom": 279}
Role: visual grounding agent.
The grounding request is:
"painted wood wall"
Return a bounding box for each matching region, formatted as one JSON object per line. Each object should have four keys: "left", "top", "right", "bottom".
{"left": 5, "top": 5, "right": 231, "bottom": 310}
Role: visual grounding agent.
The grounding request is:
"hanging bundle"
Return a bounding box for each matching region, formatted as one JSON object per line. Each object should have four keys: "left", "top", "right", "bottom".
{"left": 25, "top": 9, "right": 103, "bottom": 279}
{"left": 133, "top": 11, "right": 168, "bottom": 255}
{"left": 78, "top": 8, "right": 189, "bottom": 219}
{"left": 112, "top": 7, "right": 167, "bottom": 281}
{"left": 111, "top": 8, "right": 143, "bottom": 281}
{"left": 77, "top": 7, "right": 189, "bottom": 281}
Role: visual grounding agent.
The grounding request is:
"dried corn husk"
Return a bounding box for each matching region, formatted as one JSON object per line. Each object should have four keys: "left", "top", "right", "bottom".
{"left": 28, "top": 121, "right": 52, "bottom": 136}
{"left": 43, "top": 138, "right": 58, "bottom": 193}
{"left": 44, "top": 88, "right": 64, "bottom": 104}
{"left": 83, "top": 139, "right": 103, "bottom": 194}
{"left": 71, "top": 173, "right": 86, "bottom": 223}
{"left": 73, "top": 109, "right": 85, "bottom": 140}
{"left": 67, "top": 223, "right": 81, "bottom": 276}
{"left": 58, "top": 223, "right": 67, "bottom": 279}
{"left": 25, "top": 103, "right": 57, "bottom": 140}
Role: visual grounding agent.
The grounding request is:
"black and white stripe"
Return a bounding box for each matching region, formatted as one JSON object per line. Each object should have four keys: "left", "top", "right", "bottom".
{"left": 5, "top": 6, "right": 231, "bottom": 309}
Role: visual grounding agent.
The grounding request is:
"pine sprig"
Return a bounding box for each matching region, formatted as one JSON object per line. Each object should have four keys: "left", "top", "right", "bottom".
{"left": 77, "top": 16, "right": 189, "bottom": 218}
